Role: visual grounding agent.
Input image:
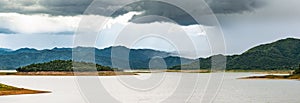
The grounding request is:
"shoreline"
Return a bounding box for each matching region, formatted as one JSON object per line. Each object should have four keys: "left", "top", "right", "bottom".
{"left": 128, "top": 70, "right": 212, "bottom": 73}
{"left": 239, "top": 74, "right": 300, "bottom": 80}
{"left": 0, "top": 83, "right": 50, "bottom": 96}
{"left": 225, "top": 70, "right": 292, "bottom": 74}
{"left": 0, "top": 70, "right": 295, "bottom": 76}
{"left": 0, "top": 69, "right": 225, "bottom": 76}
{"left": 0, "top": 71, "right": 137, "bottom": 76}
{"left": 130, "top": 69, "right": 292, "bottom": 74}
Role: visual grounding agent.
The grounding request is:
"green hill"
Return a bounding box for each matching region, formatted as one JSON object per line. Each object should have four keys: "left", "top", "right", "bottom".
{"left": 171, "top": 38, "right": 300, "bottom": 70}
{"left": 228, "top": 38, "right": 300, "bottom": 70}
{"left": 16, "top": 60, "right": 116, "bottom": 72}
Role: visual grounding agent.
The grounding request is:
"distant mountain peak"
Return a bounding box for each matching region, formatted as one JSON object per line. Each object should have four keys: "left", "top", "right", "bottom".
{"left": 16, "top": 48, "right": 37, "bottom": 51}
{"left": 0, "top": 48, "right": 12, "bottom": 52}
{"left": 15, "top": 48, "right": 38, "bottom": 52}
{"left": 280, "top": 37, "right": 299, "bottom": 41}
{"left": 103, "top": 46, "right": 130, "bottom": 50}
{"left": 245, "top": 37, "right": 300, "bottom": 53}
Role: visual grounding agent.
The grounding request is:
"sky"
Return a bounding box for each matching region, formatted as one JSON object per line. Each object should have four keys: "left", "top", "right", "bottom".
{"left": 0, "top": 0, "right": 300, "bottom": 58}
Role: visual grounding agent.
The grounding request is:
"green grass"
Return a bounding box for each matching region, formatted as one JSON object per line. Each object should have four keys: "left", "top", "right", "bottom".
{"left": 0, "top": 83, "right": 50, "bottom": 96}
{"left": 0, "top": 83, "right": 20, "bottom": 91}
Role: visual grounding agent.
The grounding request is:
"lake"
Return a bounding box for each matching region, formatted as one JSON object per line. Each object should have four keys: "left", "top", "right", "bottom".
{"left": 0, "top": 73, "right": 299, "bottom": 103}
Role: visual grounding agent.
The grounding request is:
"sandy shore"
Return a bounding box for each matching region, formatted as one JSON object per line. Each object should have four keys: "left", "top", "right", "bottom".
{"left": 0, "top": 83, "right": 50, "bottom": 96}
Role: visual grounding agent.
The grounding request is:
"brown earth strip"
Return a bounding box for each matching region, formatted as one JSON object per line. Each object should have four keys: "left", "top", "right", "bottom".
{"left": 0, "top": 83, "right": 50, "bottom": 96}
{"left": 0, "top": 71, "right": 137, "bottom": 76}
{"left": 239, "top": 74, "right": 300, "bottom": 80}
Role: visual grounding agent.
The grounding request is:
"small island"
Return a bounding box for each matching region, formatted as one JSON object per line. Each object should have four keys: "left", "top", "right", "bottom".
{"left": 240, "top": 65, "right": 300, "bottom": 80}
{"left": 0, "top": 60, "right": 136, "bottom": 76}
{"left": 0, "top": 83, "right": 50, "bottom": 96}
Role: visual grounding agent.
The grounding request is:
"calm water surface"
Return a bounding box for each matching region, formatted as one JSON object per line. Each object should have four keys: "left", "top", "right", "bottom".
{"left": 0, "top": 73, "right": 299, "bottom": 103}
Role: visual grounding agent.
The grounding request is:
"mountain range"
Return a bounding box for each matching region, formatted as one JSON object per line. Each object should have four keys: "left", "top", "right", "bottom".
{"left": 0, "top": 37, "right": 300, "bottom": 70}
{"left": 0, "top": 46, "right": 194, "bottom": 70}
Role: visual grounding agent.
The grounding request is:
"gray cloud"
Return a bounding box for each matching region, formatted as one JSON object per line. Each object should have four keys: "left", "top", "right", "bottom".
{"left": 0, "top": 0, "right": 267, "bottom": 25}
{"left": 206, "top": 0, "right": 266, "bottom": 14}
{"left": 0, "top": 0, "right": 267, "bottom": 15}
{"left": 0, "top": 0, "right": 93, "bottom": 16}
{"left": 0, "top": 0, "right": 137, "bottom": 16}
{"left": 117, "top": 1, "right": 198, "bottom": 25}
{"left": 115, "top": 0, "right": 267, "bottom": 25}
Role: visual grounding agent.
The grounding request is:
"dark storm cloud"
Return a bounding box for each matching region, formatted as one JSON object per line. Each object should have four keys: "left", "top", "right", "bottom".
{"left": 119, "top": 0, "right": 267, "bottom": 25}
{"left": 0, "top": 0, "right": 94, "bottom": 16}
{"left": 206, "top": 0, "right": 266, "bottom": 14}
{"left": 0, "top": 0, "right": 267, "bottom": 16}
{"left": 119, "top": 1, "right": 198, "bottom": 25}
{"left": 37, "top": 0, "right": 93, "bottom": 16}
{"left": 0, "top": 0, "right": 139, "bottom": 16}
{"left": 0, "top": 0, "right": 267, "bottom": 25}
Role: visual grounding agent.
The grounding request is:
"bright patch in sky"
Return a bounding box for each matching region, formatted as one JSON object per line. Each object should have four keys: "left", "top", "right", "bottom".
{"left": 0, "top": 13, "right": 80, "bottom": 34}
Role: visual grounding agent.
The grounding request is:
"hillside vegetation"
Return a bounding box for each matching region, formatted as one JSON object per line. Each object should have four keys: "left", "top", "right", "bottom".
{"left": 228, "top": 38, "right": 300, "bottom": 70}
{"left": 171, "top": 38, "right": 300, "bottom": 70}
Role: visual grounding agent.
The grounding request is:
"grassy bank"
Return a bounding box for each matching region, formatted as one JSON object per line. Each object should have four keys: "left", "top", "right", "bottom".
{"left": 0, "top": 83, "right": 50, "bottom": 96}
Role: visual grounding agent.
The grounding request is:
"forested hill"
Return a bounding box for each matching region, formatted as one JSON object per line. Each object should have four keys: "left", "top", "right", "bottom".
{"left": 228, "top": 38, "right": 300, "bottom": 70}
{"left": 171, "top": 38, "right": 300, "bottom": 70}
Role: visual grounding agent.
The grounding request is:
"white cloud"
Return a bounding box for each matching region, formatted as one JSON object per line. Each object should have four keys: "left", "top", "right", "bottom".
{"left": 179, "top": 24, "right": 206, "bottom": 36}
{"left": 0, "top": 12, "right": 139, "bottom": 34}
{"left": 104, "top": 12, "right": 143, "bottom": 29}
{"left": 93, "top": 12, "right": 211, "bottom": 58}
{"left": 0, "top": 13, "right": 80, "bottom": 34}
